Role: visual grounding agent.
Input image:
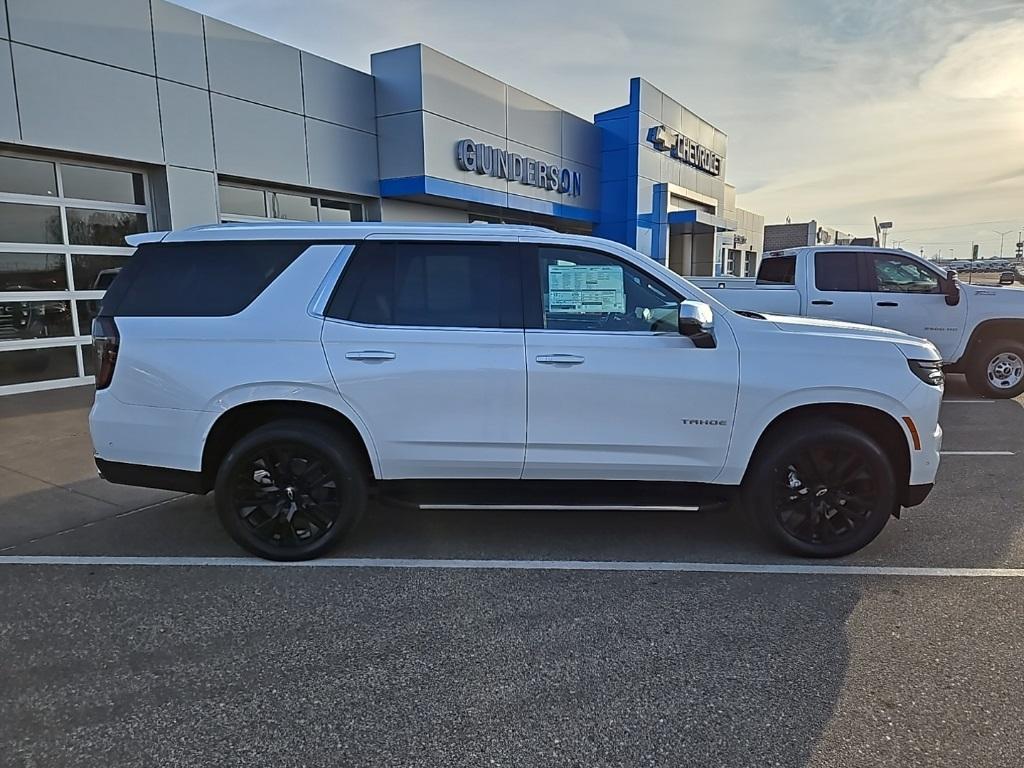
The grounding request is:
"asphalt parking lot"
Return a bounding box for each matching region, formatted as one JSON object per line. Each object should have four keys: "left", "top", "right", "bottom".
{"left": 2, "top": 380, "right": 1023, "bottom": 767}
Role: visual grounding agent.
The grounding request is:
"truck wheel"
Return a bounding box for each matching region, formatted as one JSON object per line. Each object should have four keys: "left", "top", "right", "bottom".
{"left": 743, "top": 420, "right": 897, "bottom": 558}
{"left": 214, "top": 420, "right": 367, "bottom": 561}
{"left": 965, "top": 340, "right": 1024, "bottom": 399}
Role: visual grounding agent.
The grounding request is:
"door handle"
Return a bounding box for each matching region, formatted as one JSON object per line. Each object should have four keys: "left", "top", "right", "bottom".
{"left": 876, "top": 301, "right": 899, "bottom": 307}
{"left": 536, "top": 354, "right": 585, "bottom": 365}
{"left": 811, "top": 300, "right": 834, "bottom": 306}
{"left": 345, "top": 350, "right": 396, "bottom": 361}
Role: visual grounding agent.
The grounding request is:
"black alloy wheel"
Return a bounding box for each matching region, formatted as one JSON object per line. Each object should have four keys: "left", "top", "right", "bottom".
{"left": 215, "top": 420, "right": 367, "bottom": 560}
{"left": 744, "top": 419, "right": 897, "bottom": 557}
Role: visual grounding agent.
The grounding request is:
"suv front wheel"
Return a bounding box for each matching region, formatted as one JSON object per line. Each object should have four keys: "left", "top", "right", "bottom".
{"left": 214, "top": 420, "right": 367, "bottom": 561}
{"left": 743, "top": 419, "right": 898, "bottom": 558}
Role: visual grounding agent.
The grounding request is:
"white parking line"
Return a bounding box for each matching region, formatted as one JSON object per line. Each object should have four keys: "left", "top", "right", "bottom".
{"left": 941, "top": 450, "right": 1015, "bottom": 456}
{"left": 0, "top": 555, "right": 1022, "bottom": 577}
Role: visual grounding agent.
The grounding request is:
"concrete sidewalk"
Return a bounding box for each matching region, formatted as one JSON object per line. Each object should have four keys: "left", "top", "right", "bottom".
{"left": 0, "top": 386, "right": 183, "bottom": 550}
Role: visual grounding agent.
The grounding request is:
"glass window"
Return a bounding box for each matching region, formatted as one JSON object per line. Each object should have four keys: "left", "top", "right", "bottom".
{"left": 320, "top": 199, "right": 362, "bottom": 222}
{"left": 328, "top": 242, "right": 519, "bottom": 328}
{"left": 536, "top": 246, "right": 680, "bottom": 332}
{"left": 272, "top": 193, "right": 318, "bottom": 221}
{"left": 756, "top": 254, "right": 796, "bottom": 285}
{"left": 71, "top": 254, "right": 130, "bottom": 291}
{"left": 0, "top": 346, "right": 79, "bottom": 386}
{"left": 872, "top": 254, "right": 941, "bottom": 294}
{"left": 66, "top": 209, "right": 147, "bottom": 246}
{"left": 82, "top": 343, "right": 95, "bottom": 376}
{"left": 1, "top": 253, "right": 68, "bottom": 292}
{"left": 0, "top": 203, "right": 63, "bottom": 244}
{"left": 0, "top": 299, "right": 74, "bottom": 340}
{"left": 61, "top": 164, "right": 145, "bottom": 205}
{"left": 218, "top": 185, "right": 266, "bottom": 217}
{"left": 100, "top": 242, "right": 307, "bottom": 318}
{"left": 0, "top": 156, "right": 58, "bottom": 197}
{"left": 814, "top": 252, "right": 862, "bottom": 292}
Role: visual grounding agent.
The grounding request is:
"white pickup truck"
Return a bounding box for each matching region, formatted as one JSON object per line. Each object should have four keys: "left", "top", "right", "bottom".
{"left": 693, "top": 246, "right": 1024, "bottom": 398}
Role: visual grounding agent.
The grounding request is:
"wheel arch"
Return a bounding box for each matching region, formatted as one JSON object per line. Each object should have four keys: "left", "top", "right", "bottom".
{"left": 742, "top": 403, "right": 911, "bottom": 510}
{"left": 200, "top": 400, "right": 379, "bottom": 492}
{"left": 954, "top": 318, "right": 1024, "bottom": 369}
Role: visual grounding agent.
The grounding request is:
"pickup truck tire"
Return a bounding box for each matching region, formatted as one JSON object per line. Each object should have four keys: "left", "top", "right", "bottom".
{"left": 214, "top": 419, "right": 367, "bottom": 561}
{"left": 743, "top": 419, "right": 897, "bottom": 558}
{"left": 965, "top": 340, "right": 1024, "bottom": 399}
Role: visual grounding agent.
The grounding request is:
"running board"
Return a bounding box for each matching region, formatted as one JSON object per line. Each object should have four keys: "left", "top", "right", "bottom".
{"left": 417, "top": 503, "right": 701, "bottom": 512}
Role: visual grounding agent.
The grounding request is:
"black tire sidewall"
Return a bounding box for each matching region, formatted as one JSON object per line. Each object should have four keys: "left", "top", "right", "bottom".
{"left": 966, "top": 340, "right": 1024, "bottom": 399}
{"left": 214, "top": 420, "right": 367, "bottom": 561}
{"left": 744, "top": 420, "right": 897, "bottom": 558}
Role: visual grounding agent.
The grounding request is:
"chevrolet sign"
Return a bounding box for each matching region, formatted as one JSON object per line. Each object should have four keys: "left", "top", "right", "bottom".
{"left": 646, "top": 125, "right": 722, "bottom": 177}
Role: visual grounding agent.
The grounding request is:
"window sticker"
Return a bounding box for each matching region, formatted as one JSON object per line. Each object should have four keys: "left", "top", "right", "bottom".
{"left": 547, "top": 264, "right": 626, "bottom": 314}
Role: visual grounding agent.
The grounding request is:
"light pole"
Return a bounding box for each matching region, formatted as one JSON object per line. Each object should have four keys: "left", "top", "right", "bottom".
{"left": 992, "top": 229, "right": 1014, "bottom": 259}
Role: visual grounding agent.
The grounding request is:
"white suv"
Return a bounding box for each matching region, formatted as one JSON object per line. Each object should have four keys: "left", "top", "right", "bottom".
{"left": 89, "top": 223, "right": 944, "bottom": 560}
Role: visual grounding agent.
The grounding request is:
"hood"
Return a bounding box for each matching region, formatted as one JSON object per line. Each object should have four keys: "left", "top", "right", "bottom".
{"left": 761, "top": 313, "right": 941, "bottom": 361}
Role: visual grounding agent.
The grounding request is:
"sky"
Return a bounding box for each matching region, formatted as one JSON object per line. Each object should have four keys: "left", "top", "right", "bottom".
{"left": 179, "top": 0, "right": 1024, "bottom": 260}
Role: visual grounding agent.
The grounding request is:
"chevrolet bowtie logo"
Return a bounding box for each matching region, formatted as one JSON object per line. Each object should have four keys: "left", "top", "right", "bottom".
{"left": 646, "top": 125, "right": 722, "bottom": 177}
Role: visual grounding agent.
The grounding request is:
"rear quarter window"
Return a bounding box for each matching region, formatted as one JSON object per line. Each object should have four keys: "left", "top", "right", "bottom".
{"left": 756, "top": 255, "right": 796, "bottom": 285}
{"left": 99, "top": 241, "right": 308, "bottom": 317}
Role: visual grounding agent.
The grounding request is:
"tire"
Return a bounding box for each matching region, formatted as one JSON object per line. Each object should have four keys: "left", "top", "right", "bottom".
{"left": 965, "top": 340, "right": 1024, "bottom": 399}
{"left": 214, "top": 419, "right": 367, "bottom": 561}
{"left": 742, "top": 419, "right": 898, "bottom": 558}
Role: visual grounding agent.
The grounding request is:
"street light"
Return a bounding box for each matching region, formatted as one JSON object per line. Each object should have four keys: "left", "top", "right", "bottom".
{"left": 991, "top": 229, "right": 1014, "bottom": 259}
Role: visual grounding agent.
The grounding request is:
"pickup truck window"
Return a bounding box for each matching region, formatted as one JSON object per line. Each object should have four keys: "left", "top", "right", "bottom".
{"left": 814, "top": 252, "right": 862, "bottom": 292}
{"left": 871, "top": 254, "right": 941, "bottom": 294}
{"left": 756, "top": 255, "right": 796, "bottom": 286}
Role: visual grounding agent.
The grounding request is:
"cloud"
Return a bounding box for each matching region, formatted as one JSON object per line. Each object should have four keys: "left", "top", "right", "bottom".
{"left": 921, "top": 19, "right": 1024, "bottom": 98}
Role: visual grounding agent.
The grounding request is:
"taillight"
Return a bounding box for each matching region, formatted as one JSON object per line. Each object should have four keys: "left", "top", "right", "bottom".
{"left": 92, "top": 316, "right": 120, "bottom": 390}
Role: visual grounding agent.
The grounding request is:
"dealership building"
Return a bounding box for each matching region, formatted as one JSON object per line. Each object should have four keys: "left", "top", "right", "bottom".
{"left": 0, "top": 0, "right": 764, "bottom": 394}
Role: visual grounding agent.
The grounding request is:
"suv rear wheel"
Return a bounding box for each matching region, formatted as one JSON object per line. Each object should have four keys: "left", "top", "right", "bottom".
{"left": 743, "top": 419, "right": 897, "bottom": 558}
{"left": 214, "top": 420, "right": 367, "bottom": 561}
{"left": 965, "top": 339, "right": 1024, "bottom": 399}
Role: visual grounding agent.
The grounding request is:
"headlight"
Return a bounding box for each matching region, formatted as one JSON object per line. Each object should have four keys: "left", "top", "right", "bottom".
{"left": 908, "top": 359, "right": 944, "bottom": 387}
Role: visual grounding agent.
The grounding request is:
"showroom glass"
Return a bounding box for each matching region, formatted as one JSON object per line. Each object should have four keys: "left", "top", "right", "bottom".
{"left": 0, "top": 156, "right": 58, "bottom": 197}
{"left": 61, "top": 165, "right": 145, "bottom": 205}
{"left": 218, "top": 182, "right": 364, "bottom": 223}
{"left": 872, "top": 254, "right": 941, "bottom": 294}
{"left": 756, "top": 255, "right": 796, "bottom": 285}
{"left": 329, "top": 242, "right": 519, "bottom": 328}
{"left": 814, "top": 252, "right": 861, "bottom": 291}
{"left": 1, "top": 253, "right": 68, "bottom": 291}
{"left": 219, "top": 184, "right": 267, "bottom": 217}
{"left": 536, "top": 246, "right": 680, "bottom": 332}
{"left": 0, "top": 152, "right": 149, "bottom": 390}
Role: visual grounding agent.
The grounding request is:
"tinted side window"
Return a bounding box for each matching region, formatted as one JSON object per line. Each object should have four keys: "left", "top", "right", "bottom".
{"left": 534, "top": 246, "right": 680, "bottom": 332}
{"left": 814, "top": 252, "right": 862, "bottom": 292}
{"left": 327, "top": 242, "right": 521, "bottom": 329}
{"left": 756, "top": 255, "right": 796, "bottom": 285}
{"left": 99, "top": 241, "right": 306, "bottom": 317}
{"left": 872, "top": 254, "right": 941, "bottom": 294}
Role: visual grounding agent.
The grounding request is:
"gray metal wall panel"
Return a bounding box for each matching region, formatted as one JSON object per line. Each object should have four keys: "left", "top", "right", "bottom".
{"left": 211, "top": 93, "right": 307, "bottom": 186}
{"left": 300, "top": 52, "right": 375, "bottom": 133}
{"left": 205, "top": 17, "right": 302, "bottom": 114}
{"left": 0, "top": 40, "right": 17, "bottom": 140}
{"left": 420, "top": 47, "right": 505, "bottom": 136}
{"left": 13, "top": 44, "right": 162, "bottom": 162}
{"left": 381, "top": 199, "right": 468, "bottom": 222}
{"left": 158, "top": 79, "right": 214, "bottom": 170}
{"left": 7, "top": 0, "right": 155, "bottom": 75}
{"left": 152, "top": 0, "right": 207, "bottom": 88}
{"left": 1, "top": 0, "right": 8, "bottom": 39}
{"left": 507, "top": 88, "right": 561, "bottom": 156}
{"left": 370, "top": 45, "right": 423, "bottom": 116}
{"left": 560, "top": 112, "right": 602, "bottom": 167}
{"left": 375, "top": 111, "right": 425, "bottom": 180}
{"left": 165, "top": 166, "right": 217, "bottom": 228}
{"left": 422, "top": 112, "right": 506, "bottom": 192}
{"left": 306, "top": 118, "right": 379, "bottom": 197}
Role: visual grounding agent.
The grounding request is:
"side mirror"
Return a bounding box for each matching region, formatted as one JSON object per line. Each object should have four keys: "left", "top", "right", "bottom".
{"left": 678, "top": 301, "right": 716, "bottom": 348}
{"left": 944, "top": 269, "right": 961, "bottom": 306}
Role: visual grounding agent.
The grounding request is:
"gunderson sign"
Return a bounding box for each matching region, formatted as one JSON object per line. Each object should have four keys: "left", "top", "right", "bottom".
{"left": 646, "top": 125, "right": 722, "bottom": 177}
{"left": 455, "top": 139, "right": 583, "bottom": 197}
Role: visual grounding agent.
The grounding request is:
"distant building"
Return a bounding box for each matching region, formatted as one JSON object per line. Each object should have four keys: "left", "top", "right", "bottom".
{"left": 763, "top": 220, "right": 872, "bottom": 252}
